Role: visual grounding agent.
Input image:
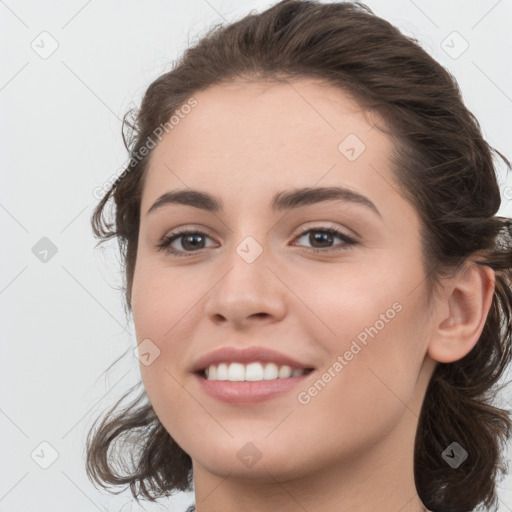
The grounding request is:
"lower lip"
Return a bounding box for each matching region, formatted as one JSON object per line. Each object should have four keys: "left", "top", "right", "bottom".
{"left": 194, "top": 371, "right": 314, "bottom": 404}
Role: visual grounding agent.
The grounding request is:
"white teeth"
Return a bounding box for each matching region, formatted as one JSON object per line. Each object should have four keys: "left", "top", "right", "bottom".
{"left": 263, "top": 362, "right": 278, "bottom": 380}
{"left": 278, "top": 365, "right": 292, "bottom": 379}
{"left": 204, "top": 362, "right": 308, "bottom": 381}
{"left": 228, "top": 362, "right": 245, "bottom": 381}
{"left": 246, "top": 362, "right": 265, "bottom": 381}
{"left": 217, "top": 363, "right": 229, "bottom": 380}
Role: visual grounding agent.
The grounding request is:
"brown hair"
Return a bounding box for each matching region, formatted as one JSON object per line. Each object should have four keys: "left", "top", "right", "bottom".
{"left": 86, "top": 1, "right": 512, "bottom": 510}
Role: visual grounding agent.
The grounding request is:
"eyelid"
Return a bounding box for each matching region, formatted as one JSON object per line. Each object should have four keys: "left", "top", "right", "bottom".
{"left": 156, "top": 221, "right": 358, "bottom": 257}
{"left": 159, "top": 221, "right": 354, "bottom": 244}
{"left": 291, "top": 221, "right": 357, "bottom": 240}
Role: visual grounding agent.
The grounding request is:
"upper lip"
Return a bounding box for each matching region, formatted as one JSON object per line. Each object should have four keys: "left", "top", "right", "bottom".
{"left": 191, "top": 346, "right": 315, "bottom": 373}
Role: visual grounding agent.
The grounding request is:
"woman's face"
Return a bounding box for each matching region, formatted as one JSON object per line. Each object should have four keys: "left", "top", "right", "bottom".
{"left": 131, "top": 79, "right": 437, "bottom": 481}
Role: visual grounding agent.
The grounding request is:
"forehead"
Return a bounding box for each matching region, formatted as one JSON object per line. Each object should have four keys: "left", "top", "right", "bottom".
{"left": 142, "top": 78, "right": 396, "bottom": 211}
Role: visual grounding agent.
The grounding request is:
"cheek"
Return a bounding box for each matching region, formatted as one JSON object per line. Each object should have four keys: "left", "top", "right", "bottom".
{"left": 131, "top": 257, "right": 204, "bottom": 340}
{"left": 130, "top": 263, "right": 193, "bottom": 406}
{"left": 288, "top": 258, "right": 411, "bottom": 345}
{"left": 296, "top": 259, "right": 429, "bottom": 400}
{"left": 289, "top": 299, "right": 428, "bottom": 459}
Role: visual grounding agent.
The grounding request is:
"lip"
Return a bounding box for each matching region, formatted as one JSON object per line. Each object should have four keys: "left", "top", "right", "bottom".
{"left": 193, "top": 370, "right": 315, "bottom": 404}
{"left": 190, "top": 345, "right": 314, "bottom": 374}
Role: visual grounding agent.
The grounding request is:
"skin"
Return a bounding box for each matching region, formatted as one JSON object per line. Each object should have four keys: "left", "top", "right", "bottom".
{"left": 130, "top": 78, "right": 495, "bottom": 512}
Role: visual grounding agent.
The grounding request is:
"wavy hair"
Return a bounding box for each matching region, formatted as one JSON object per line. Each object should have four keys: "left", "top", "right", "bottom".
{"left": 86, "top": 1, "right": 512, "bottom": 511}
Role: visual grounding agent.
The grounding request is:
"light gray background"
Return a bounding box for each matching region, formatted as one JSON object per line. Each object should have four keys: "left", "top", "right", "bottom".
{"left": 1, "top": 1, "right": 511, "bottom": 511}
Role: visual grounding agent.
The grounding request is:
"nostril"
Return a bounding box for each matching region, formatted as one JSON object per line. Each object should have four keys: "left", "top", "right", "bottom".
{"left": 251, "top": 313, "right": 269, "bottom": 319}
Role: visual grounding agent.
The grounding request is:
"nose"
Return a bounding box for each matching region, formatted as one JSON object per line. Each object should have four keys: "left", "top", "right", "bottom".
{"left": 203, "top": 240, "right": 287, "bottom": 329}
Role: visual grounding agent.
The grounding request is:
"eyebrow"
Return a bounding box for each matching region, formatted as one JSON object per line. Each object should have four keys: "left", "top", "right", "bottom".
{"left": 146, "top": 186, "right": 381, "bottom": 218}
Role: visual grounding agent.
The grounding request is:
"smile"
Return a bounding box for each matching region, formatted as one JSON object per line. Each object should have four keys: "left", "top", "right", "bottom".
{"left": 201, "top": 361, "right": 314, "bottom": 381}
{"left": 195, "top": 365, "right": 315, "bottom": 404}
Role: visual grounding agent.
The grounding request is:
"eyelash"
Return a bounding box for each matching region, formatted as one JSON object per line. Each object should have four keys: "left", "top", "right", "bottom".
{"left": 155, "top": 226, "right": 358, "bottom": 257}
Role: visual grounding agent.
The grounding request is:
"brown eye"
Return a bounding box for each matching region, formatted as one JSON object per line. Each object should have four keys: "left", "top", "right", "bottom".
{"left": 156, "top": 230, "right": 215, "bottom": 256}
{"left": 179, "top": 233, "right": 207, "bottom": 251}
{"left": 293, "top": 227, "right": 357, "bottom": 253}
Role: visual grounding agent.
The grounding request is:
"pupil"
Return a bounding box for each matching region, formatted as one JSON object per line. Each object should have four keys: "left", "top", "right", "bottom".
{"left": 183, "top": 234, "right": 204, "bottom": 250}
{"left": 310, "top": 231, "right": 332, "bottom": 248}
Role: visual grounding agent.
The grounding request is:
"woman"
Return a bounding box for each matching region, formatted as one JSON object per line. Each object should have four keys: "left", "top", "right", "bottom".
{"left": 86, "top": 1, "right": 512, "bottom": 511}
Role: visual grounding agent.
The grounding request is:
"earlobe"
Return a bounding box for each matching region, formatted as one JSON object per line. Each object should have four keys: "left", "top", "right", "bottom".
{"left": 427, "top": 263, "right": 495, "bottom": 364}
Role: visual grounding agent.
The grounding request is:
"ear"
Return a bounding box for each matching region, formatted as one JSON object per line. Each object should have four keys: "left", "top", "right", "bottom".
{"left": 427, "top": 262, "right": 495, "bottom": 364}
